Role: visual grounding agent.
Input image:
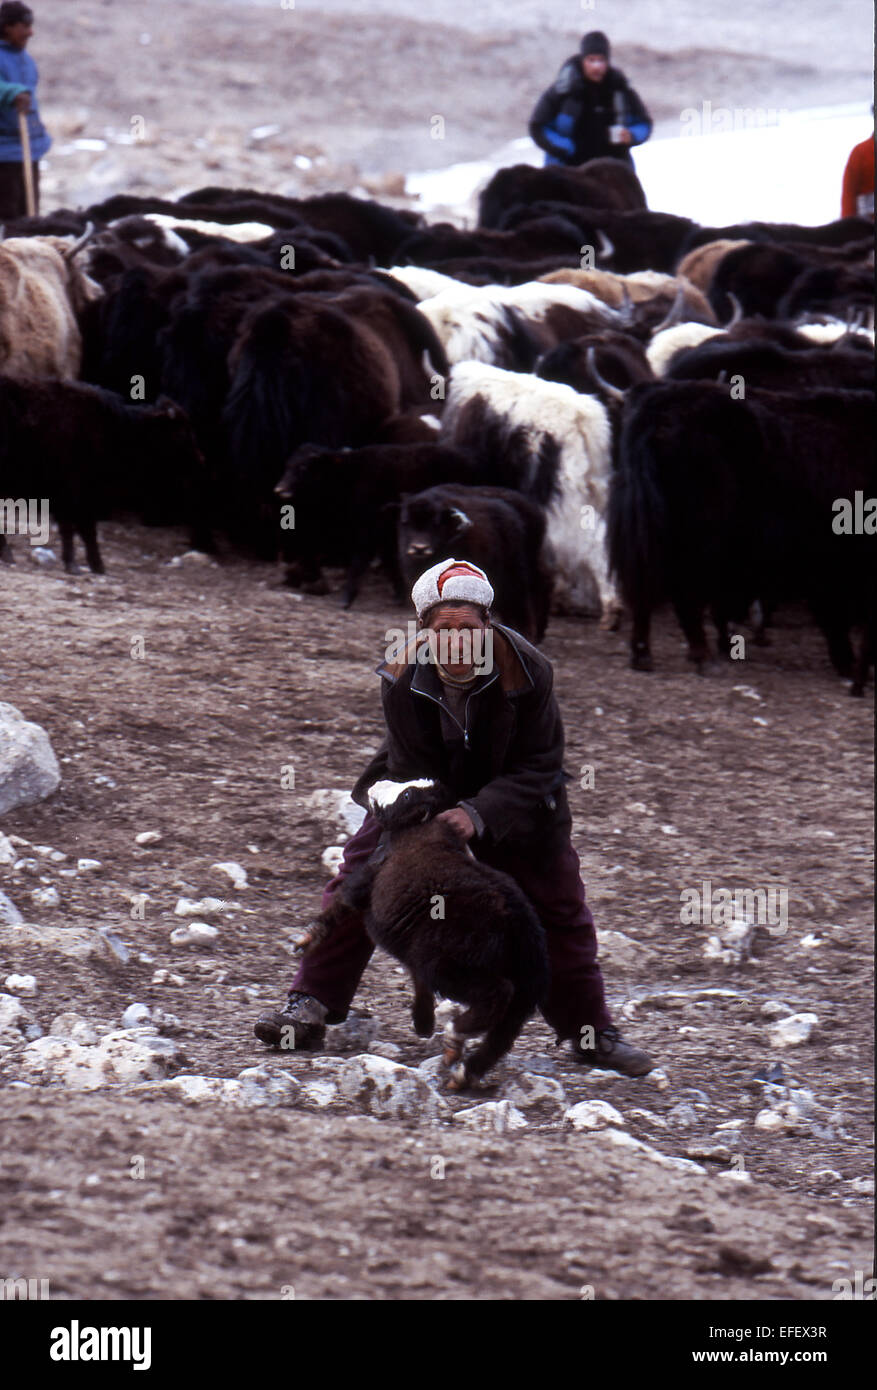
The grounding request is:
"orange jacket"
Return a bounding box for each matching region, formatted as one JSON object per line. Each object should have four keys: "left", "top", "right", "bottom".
{"left": 841, "top": 135, "right": 875, "bottom": 217}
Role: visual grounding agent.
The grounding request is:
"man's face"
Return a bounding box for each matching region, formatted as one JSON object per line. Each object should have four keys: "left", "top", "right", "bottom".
{"left": 424, "top": 603, "right": 489, "bottom": 681}
{"left": 582, "top": 53, "right": 608, "bottom": 83}
{"left": 2, "top": 20, "right": 33, "bottom": 49}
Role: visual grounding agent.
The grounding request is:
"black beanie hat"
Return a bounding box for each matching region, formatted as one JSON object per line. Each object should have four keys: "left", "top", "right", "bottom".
{"left": 580, "top": 31, "right": 610, "bottom": 59}
{"left": 0, "top": 2, "right": 34, "bottom": 28}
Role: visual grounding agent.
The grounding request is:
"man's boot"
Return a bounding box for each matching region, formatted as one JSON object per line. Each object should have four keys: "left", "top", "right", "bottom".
{"left": 253, "top": 990, "right": 328, "bottom": 1050}
{"left": 573, "top": 1025, "right": 654, "bottom": 1077}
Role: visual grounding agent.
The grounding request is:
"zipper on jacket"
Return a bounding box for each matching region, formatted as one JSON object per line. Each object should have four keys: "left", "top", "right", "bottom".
{"left": 412, "top": 670, "right": 498, "bottom": 751}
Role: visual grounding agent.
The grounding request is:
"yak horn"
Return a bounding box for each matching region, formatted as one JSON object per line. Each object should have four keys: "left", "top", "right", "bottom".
{"left": 725, "top": 291, "right": 744, "bottom": 327}
{"left": 62, "top": 221, "right": 97, "bottom": 260}
{"left": 586, "top": 345, "right": 625, "bottom": 402}
{"left": 653, "top": 283, "right": 687, "bottom": 333}
{"left": 596, "top": 228, "right": 614, "bottom": 261}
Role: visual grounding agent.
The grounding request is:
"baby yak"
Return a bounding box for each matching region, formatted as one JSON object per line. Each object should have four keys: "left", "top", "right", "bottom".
{"left": 313, "top": 778, "right": 549, "bottom": 1089}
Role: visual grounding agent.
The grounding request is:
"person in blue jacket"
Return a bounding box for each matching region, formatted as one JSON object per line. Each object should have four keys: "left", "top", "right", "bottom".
{"left": 529, "top": 30, "right": 651, "bottom": 169}
{"left": 0, "top": 2, "right": 51, "bottom": 219}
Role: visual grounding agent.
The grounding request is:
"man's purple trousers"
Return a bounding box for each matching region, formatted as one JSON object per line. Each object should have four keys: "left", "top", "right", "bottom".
{"left": 290, "top": 813, "right": 612, "bottom": 1040}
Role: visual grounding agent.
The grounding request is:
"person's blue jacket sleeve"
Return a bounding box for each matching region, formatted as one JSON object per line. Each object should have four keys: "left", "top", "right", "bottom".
{"left": 0, "top": 77, "right": 28, "bottom": 106}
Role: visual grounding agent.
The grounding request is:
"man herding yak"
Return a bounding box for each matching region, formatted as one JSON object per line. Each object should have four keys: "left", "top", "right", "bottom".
{"left": 255, "top": 558, "right": 655, "bottom": 1079}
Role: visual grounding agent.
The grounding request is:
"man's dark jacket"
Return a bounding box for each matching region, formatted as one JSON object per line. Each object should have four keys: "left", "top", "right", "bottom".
{"left": 351, "top": 622, "right": 572, "bottom": 855}
{"left": 529, "top": 56, "right": 651, "bottom": 167}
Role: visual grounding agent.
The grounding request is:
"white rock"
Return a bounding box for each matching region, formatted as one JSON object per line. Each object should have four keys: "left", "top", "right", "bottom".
{"left": 321, "top": 845, "right": 345, "bottom": 875}
{"left": 0, "top": 702, "right": 61, "bottom": 815}
{"left": 367, "top": 1040, "right": 402, "bottom": 1058}
{"left": 4, "top": 973, "right": 37, "bottom": 996}
{"left": 760, "top": 1000, "right": 790, "bottom": 1018}
{"left": 415, "top": 1054, "right": 447, "bottom": 1082}
{"left": 564, "top": 1099, "right": 625, "bottom": 1130}
{"left": 13, "top": 858, "right": 39, "bottom": 874}
{"left": 753, "top": 1107, "right": 782, "bottom": 1132}
{"left": 647, "top": 1067, "right": 670, "bottom": 1092}
{"left": 666, "top": 1103, "right": 699, "bottom": 1128}
{"left": 625, "top": 1107, "right": 668, "bottom": 1128}
{"left": 327, "top": 1014, "right": 379, "bottom": 1050}
{"left": 121, "top": 1003, "right": 151, "bottom": 1028}
{"left": 30, "top": 885, "right": 60, "bottom": 909}
{"left": 504, "top": 1072, "right": 567, "bottom": 1112}
{"left": 50, "top": 1013, "right": 100, "bottom": 1044}
{"left": 211, "top": 861, "right": 248, "bottom": 890}
{"left": 135, "top": 831, "right": 162, "bottom": 846}
{"left": 76, "top": 858, "right": 102, "bottom": 872}
{"left": 0, "top": 991, "right": 30, "bottom": 1039}
{"left": 31, "top": 546, "right": 57, "bottom": 566}
{"left": 174, "top": 896, "right": 227, "bottom": 917}
{"left": 302, "top": 789, "right": 367, "bottom": 842}
{"left": 338, "top": 1053, "right": 448, "bottom": 1119}
{"left": 170, "top": 922, "right": 219, "bottom": 947}
{"left": 847, "top": 1176, "right": 874, "bottom": 1195}
{"left": 454, "top": 1100, "right": 528, "bottom": 1133}
{"left": 0, "top": 923, "right": 117, "bottom": 962}
{"left": 19, "top": 1028, "right": 184, "bottom": 1089}
{"left": 598, "top": 1128, "right": 707, "bottom": 1174}
{"left": 297, "top": 1078, "right": 339, "bottom": 1109}
{"left": 718, "top": 1168, "right": 752, "bottom": 1183}
{"left": 0, "top": 833, "right": 17, "bottom": 864}
{"left": 768, "top": 1012, "right": 818, "bottom": 1048}
{"left": 151, "top": 969, "right": 185, "bottom": 986}
{"left": 0, "top": 891, "right": 24, "bottom": 925}
{"left": 702, "top": 918, "right": 755, "bottom": 966}
{"left": 596, "top": 928, "right": 657, "bottom": 968}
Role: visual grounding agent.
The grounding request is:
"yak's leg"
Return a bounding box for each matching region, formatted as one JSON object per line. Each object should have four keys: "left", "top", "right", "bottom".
{"left": 443, "top": 977, "right": 515, "bottom": 1091}
{"left": 453, "top": 988, "right": 532, "bottom": 1090}
{"left": 58, "top": 519, "right": 79, "bottom": 572}
{"left": 630, "top": 601, "right": 654, "bottom": 671}
{"left": 80, "top": 519, "right": 105, "bottom": 575}
{"left": 0, "top": 535, "right": 13, "bottom": 565}
{"left": 340, "top": 546, "right": 374, "bottom": 610}
{"left": 672, "top": 593, "right": 711, "bottom": 669}
{"left": 411, "top": 975, "right": 435, "bottom": 1038}
{"left": 849, "top": 623, "right": 873, "bottom": 698}
{"left": 711, "top": 602, "right": 733, "bottom": 658}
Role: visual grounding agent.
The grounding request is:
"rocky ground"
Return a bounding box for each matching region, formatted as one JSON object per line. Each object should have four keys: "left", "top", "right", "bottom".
{"left": 33, "top": 0, "right": 875, "bottom": 215}
{"left": 0, "top": 526, "right": 873, "bottom": 1299}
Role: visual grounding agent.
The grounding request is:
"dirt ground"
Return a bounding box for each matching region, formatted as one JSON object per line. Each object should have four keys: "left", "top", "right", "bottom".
{"left": 35, "top": 0, "right": 875, "bottom": 211}
{"left": 0, "top": 526, "right": 873, "bottom": 1299}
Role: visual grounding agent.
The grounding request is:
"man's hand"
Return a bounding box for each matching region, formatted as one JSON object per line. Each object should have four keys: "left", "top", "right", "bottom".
{"left": 616, "top": 127, "right": 633, "bottom": 144}
{"left": 13, "top": 92, "right": 31, "bottom": 114}
{"left": 437, "top": 807, "right": 475, "bottom": 841}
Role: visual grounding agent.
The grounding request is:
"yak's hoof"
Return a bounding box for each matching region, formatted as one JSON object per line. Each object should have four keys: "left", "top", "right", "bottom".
{"left": 442, "top": 1041, "right": 463, "bottom": 1067}
{"left": 444, "top": 1063, "right": 468, "bottom": 1092}
{"left": 631, "top": 652, "right": 654, "bottom": 672}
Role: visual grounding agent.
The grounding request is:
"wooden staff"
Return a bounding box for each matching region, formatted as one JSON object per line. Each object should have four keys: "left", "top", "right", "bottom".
{"left": 17, "top": 108, "right": 36, "bottom": 217}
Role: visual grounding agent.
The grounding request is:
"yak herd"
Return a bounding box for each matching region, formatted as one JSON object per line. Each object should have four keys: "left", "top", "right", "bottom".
{"left": 0, "top": 156, "right": 873, "bottom": 692}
